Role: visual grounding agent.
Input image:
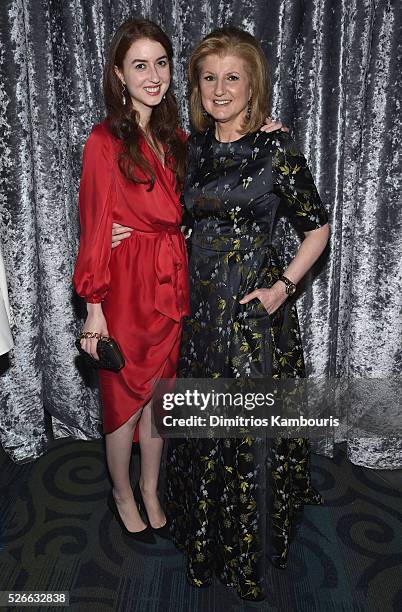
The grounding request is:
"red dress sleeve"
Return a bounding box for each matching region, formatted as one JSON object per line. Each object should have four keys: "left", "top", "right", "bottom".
{"left": 73, "top": 125, "right": 115, "bottom": 303}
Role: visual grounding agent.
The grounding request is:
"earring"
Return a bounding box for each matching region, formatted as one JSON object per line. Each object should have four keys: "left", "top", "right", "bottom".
{"left": 246, "top": 98, "right": 252, "bottom": 120}
{"left": 122, "top": 84, "right": 127, "bottom": 106}
{"left": 202, "top": 108, "right": 208, "bottom": 117}
{"left": 163, "top": 93, "right": 166, "bottom": 99}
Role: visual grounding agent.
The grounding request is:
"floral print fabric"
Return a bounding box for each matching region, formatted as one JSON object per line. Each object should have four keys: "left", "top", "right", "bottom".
{"left": 165, "top": 129, "right": 328, "bottom": 600}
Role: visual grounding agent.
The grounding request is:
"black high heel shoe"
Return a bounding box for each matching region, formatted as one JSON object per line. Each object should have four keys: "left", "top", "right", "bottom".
{"left": 107, "top": 491, "right": 155, "bottom": 544}
{"left": 133, "top": 483, "right": 170, "bottom": 540}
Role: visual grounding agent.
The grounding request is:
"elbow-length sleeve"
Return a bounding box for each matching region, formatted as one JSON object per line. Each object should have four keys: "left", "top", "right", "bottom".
{"left": 73, "top": 125, "right": 115, "bottom": 303}
{"left": 272, "top": 132, "right": 328, "bottom": 232}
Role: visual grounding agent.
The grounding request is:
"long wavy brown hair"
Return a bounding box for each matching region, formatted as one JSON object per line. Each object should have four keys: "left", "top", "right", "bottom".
{"left": 103, "top": 18, "right": 186, "bottom": 191}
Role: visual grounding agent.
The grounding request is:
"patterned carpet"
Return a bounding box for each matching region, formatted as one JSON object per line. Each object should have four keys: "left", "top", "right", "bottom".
{"left": 0, "top": 438, "right": 401, "bottom": 612}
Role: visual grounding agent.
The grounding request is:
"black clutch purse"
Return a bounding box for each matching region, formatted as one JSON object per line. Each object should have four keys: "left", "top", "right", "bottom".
{"left": 75, "top": 334, "right": 125, "bottom": 372}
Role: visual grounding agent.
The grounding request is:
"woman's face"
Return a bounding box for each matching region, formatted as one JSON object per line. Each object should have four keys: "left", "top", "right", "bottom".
{"left": 115, "top": 37, "right": 170, "bottom": 117}
{"left": 199, "top": 53, "right": 251, "bottom": 127}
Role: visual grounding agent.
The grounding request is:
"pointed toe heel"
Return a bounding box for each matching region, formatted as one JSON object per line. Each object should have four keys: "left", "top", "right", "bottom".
{"left": 107, "top": 491, "right": 156, "bottom": 544}
{"left": 133, "top": 483, "right": 170, "bottom": 540}
{"left": 152, "top": 521, "right": 170, "bottom": 540}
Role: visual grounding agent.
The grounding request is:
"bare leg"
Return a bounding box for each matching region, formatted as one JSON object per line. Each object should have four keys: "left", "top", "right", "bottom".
{"left": 138, "top": 400, "right": 166, "bottom": 528}
{"left": 105, "top": 410, "right": 147, "bottom": 532}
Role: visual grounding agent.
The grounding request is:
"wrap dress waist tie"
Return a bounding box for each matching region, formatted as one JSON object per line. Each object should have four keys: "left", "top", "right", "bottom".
{"left": 131, "top": 225, "right": 189, "bottom": 323}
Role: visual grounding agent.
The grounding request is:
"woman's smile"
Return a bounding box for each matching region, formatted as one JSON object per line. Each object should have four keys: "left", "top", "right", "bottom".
{"left": 144, "top": 85, "right": 162, "bottom": 95}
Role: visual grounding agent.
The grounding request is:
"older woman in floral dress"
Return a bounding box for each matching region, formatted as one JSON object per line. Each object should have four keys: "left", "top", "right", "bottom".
{"left": 163, "top": 27, "right": 329, "bottom": 601}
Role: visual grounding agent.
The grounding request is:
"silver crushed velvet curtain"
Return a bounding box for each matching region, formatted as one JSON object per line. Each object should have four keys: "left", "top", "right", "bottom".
{"left": 0, "top": 0, "right": 400, "bottom": 465}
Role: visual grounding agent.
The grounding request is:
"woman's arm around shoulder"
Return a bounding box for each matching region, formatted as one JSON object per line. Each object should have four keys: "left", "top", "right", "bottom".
{"left": 175, "top": 126, "right": 189, "bottom": 142}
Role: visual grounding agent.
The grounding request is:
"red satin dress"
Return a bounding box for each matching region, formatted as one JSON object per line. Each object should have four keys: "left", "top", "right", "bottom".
{"left": 73, "top": 121, "right": 189, "bottom": 442}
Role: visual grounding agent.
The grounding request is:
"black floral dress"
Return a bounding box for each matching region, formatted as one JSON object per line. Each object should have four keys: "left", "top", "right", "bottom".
{"left": 164, "top": 129, "right": 328, "bottom": 601}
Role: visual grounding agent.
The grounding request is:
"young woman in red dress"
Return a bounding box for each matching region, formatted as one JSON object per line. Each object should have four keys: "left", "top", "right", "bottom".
{"left": 73, "top": 18, "right": 188, "bottom": 542}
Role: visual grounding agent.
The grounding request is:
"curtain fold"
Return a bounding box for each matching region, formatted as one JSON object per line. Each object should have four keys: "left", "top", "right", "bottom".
{"left": 0, "top": 0, "right": 400, "bottom": 465}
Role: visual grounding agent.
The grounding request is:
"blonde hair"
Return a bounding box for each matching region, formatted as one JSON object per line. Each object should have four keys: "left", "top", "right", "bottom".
{"left": 189, "top": 27, "right": 271, "bottom": 133}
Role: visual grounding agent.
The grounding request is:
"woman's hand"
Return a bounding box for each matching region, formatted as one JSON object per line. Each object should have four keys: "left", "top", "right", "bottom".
{"left": 239, "top": 281, "right": 288, "bottom": 315}
{"left": 80, "top": 303, "right": 109, "bottom": 360}
{"left": 260, "top": 117, "right": 289, "bottom": 133}
{"left": 112, "top": 222, "right": 133, "bottom": 248}
{"left": 240, "top": 224, "right": 330, "bottom": 315}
